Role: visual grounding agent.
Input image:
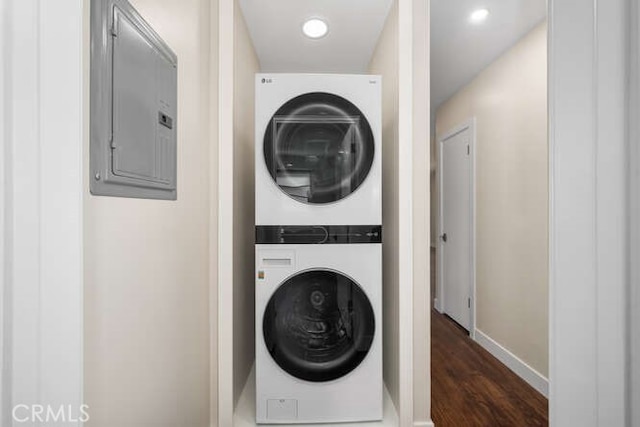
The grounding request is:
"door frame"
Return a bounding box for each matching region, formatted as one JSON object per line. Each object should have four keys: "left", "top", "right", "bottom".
{"left": 2, "top": 1, "right": 84, "bottom": 425}
{"left": 0, "top": 1, "right": 8, "bottom": 422}
{"left": 631, "top": 0, "right": 640, "bottom": 422}
{"left": 548, "top": 0, "right": 628, "bottom": 424}
{"left": 435, "top": 118, "right": 476, "bottom": 338}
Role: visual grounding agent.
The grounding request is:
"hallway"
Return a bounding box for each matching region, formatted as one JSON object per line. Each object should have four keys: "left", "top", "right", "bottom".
{"left": 431, "top": 309, "right": 548, "bottom": 426}
{"left": 430, "top": 249, "right": 548, "bottom": 426}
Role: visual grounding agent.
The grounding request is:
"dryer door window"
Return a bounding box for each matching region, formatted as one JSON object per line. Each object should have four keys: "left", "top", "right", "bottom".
{"left": 263, "top": 92, "right": 375, "bottom": 204}
{"left": 263, "top": 270, "right": 375, "bottom": 382}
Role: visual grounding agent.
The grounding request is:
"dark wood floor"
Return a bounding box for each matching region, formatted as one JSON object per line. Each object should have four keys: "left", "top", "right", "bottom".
{"left": 430, "top": 249, "right": 548, "bottom": 426}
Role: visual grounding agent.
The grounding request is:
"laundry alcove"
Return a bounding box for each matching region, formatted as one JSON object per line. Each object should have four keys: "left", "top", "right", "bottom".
{"left": 215, "top": 0, "right": 431, "bottom": 426}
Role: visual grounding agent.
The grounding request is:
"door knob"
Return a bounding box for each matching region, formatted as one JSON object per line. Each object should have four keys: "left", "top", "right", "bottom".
{"left": 441, "top": 233, "right": 447, "bottom": 242}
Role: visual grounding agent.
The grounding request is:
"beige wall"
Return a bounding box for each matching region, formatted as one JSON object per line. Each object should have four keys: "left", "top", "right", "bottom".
{"left": 435, "top": 22, "right": 548, "bottom": 377}
{"left": 369, "top": 0, "right": 400, "bottom": 411}
{"left": 209, "top": 2, "right": 219, "bottom": 424}
{"left": 411, "top": 0, "right": 430, "bottom": 422}
{"left": 232, "top": 2, "right": 260, "bottom": 408}
{"left": 83, "top": 0, "right": 215, "bottom": 425}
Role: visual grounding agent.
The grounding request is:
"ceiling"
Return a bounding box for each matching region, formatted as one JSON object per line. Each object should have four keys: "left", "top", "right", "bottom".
{"left": 238, "top": 0, "right": 393, "bottom": 73}
{"left": 239, "top": 0, "right": 546, "bottom": 109}
{"left": 431, "top": 0, "right": 547, "bottom": 112}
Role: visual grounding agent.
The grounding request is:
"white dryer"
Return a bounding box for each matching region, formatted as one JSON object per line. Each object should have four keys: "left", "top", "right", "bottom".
{"left": 255, "top": 74, "right": 381, "bottom": 225}
{"left": 255, "top": 225, "right": 382, "bottom": 424}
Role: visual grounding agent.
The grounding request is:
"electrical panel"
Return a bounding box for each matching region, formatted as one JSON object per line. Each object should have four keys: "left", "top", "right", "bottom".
{"left": 90, "top": 0, "right": 178, "bottom": 200}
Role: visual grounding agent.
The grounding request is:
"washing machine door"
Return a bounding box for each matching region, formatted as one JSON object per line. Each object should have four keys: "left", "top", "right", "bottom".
{"left": 263, "top": 269, "right": 375, "bottom": 382}
{"left": 263, "top": 92, "right": 375, "bottom": 204}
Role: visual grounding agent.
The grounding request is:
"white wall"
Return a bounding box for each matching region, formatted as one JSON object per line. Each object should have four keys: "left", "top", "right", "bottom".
{"left": 217, "top": 1, "right": 261, "bottom": 422}
{"left": 370, "top": 2, "right": 432, "bottom": 425}
{"left": 83, "top": 0, "right": 214, "bottom": 425}
{"left": 369, "top": 0, "right": 400, "bottom": 411}
{"left": 631, "top": 0, "right": 640, "bottom": 424}
{"left": 4, "top": 1, "right": 84, "bottom": 425}
{"left": 232, "top": 1, "right": 260, "bottom": 408}
{"left": 436, "top": 23, "right": 549, "bottom": 379}
{"left": 549, "top": 0, "right": 628, "bottom": 424}
{"left": 209, "top": 3, "right": 219, "bottom": 425}
{"left": 0, "top": 1, "right": 8, "bottom": 422}
{"left": 411, "top": 0, "right": 430, "bottom": 423}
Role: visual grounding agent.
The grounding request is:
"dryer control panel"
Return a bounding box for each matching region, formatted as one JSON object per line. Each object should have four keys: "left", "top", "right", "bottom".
{"left": 256, "top": 225, "right": 382, "bottom": 244}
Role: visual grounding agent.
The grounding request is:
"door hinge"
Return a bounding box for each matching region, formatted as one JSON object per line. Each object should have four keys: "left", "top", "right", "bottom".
{"left": 468, "top": 297, "right": 471, "bottom": 308}
{"left": 111, "top": 14, "right": 119, "bottom": 37}
{"left": 467, "top": 145, "right": 470, "bottom": 155}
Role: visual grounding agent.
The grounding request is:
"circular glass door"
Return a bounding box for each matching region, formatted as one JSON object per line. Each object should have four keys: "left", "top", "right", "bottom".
{"left": 263, "top": 270, "right": 375, "bottom": 382}
{"left": 263, "top": 92, "right": 375, "bottom": 204}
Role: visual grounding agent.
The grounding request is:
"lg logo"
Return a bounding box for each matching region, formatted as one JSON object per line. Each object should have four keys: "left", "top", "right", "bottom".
{"left": 261, "top": 77, "right": 273, "bottom": 84}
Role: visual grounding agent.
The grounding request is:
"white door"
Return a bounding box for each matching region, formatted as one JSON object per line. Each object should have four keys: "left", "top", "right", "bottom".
{"left": 439, "top": 123, "right": 473, "bottom": 331}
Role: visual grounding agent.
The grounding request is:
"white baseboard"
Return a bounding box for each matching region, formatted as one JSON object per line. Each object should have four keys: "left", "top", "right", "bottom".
{"left": 474, "top": 329, "right": 549, "bottom": 398}
{"left": 414, "top": 421, "right": 435, "bottom": 427}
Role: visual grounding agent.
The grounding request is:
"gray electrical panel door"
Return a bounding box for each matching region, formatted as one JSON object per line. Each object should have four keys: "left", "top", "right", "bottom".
{"left": 91, "top": 0, "right": 178, "bottom": 200}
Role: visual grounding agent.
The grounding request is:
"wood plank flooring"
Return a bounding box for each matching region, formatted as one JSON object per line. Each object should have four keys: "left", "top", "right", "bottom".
{"left": 430, "top": 249, "right": 548, "bottom": 426}
{"left": 431, "top": 311, "right": 548, "bottom": 426}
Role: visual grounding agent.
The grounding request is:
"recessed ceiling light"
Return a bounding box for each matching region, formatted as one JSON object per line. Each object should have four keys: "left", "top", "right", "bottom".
{"left": 303, "top": 18, "right": 329, "bottom": 39}
{"left": 469, "top": 8, "right": 490, "bottom": 24}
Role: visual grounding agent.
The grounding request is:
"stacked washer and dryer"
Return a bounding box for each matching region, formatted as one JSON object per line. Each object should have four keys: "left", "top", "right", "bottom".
{"left": 255, "top": 74, "right": 383, "bottom": 424}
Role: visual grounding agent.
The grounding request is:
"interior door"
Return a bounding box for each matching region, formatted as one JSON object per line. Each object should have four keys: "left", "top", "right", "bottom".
{"left": 440, "top": 125, "right": 472, "bottom": 330}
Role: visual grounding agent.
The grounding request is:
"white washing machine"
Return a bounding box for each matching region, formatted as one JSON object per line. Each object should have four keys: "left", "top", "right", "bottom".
{"left": 255, "top": 74, "right": 381, "bottom": 225}
{"left": 255, "top": 225, "right": 382, "bottom": 424}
